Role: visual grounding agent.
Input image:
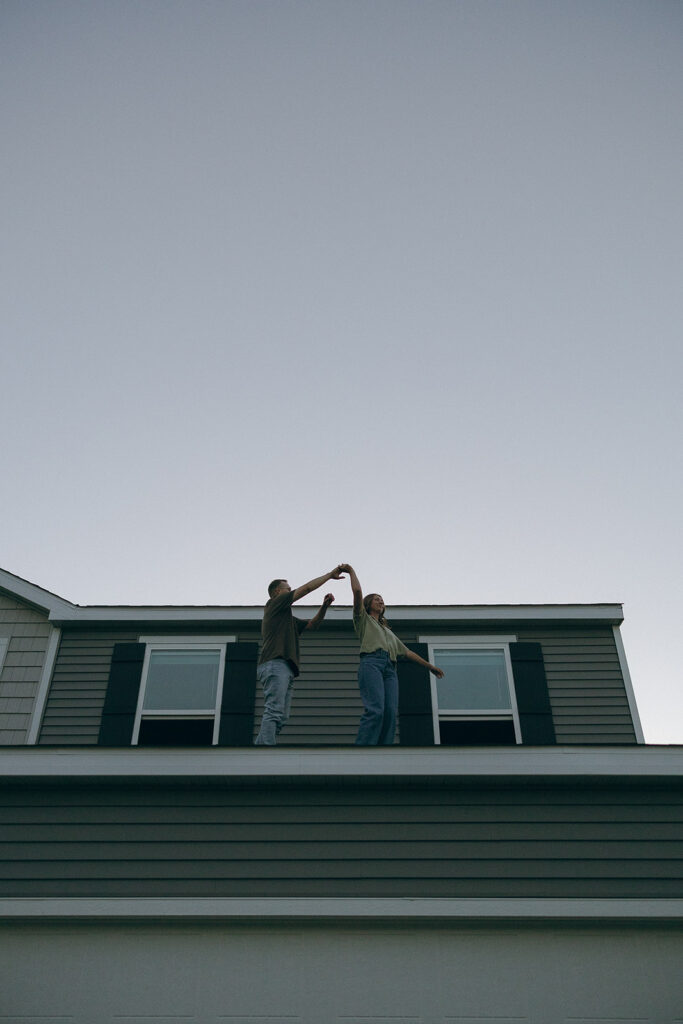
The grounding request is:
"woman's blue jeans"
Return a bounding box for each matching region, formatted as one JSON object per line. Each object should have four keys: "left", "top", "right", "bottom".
{"left": 355, "top": 649, "right": 398, "bottom": 745}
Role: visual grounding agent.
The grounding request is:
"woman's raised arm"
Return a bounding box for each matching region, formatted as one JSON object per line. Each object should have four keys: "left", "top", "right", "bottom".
{"left": 341, "top": 564, "right": 363, "bottom": 616}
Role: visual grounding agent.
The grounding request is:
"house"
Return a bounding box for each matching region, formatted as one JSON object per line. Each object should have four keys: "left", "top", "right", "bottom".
{"left": 1, "top": 566, "right": 682, "bottom": 1022}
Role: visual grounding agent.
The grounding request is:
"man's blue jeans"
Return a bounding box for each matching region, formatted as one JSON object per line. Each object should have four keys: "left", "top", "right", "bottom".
{"left": 355, "top": 649, "right": 399, "bottom": 745}
{"left": 255, "top": 658, "right": 295, "bottom": 745}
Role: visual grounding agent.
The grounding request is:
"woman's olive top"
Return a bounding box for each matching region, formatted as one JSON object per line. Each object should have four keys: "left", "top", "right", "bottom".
{"left": 352, "top": 605, "right": 410, "bottom": 662}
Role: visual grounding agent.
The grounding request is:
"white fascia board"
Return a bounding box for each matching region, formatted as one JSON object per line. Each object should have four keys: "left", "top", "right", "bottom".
{"left": 1, "top": 746, "right": 681, "bottom": 779}
{"left": 50, "top": 603, "right": 625, "bottom": 626}
{"left": 1, "top": 897, "right": 682, "bottom": 921}
{"left": 0, "top": 568, "right": 75, "bottom": 618}
{"left": 613, "top": 625, "right": 645, "bottom": 744}
{"left": 25, "top": 626, "right": 61, "bottom": 745}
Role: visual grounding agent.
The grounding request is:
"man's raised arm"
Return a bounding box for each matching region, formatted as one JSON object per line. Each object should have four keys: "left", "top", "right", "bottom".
{"left": 291, "top": 565, "right": 345, "bottom": 603}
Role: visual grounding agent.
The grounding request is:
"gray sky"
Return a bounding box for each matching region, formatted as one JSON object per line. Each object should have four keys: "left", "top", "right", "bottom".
{"left": 2, "top": 0, "right": 681, "bottom": 742}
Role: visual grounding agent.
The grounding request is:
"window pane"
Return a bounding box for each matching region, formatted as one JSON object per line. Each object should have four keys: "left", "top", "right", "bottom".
{"left": 143, "top": 650, "right": 220, "bottom": 711}
{"left": 434, "top": 649, "right": 511, "bottom": 711}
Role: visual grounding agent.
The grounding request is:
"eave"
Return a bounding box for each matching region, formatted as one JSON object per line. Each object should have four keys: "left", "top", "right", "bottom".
{"left": 50, "top": 603, "right": 624, "bottom": 627}
{"left": 1, "top": 745, "right": 680, "bottom": 784}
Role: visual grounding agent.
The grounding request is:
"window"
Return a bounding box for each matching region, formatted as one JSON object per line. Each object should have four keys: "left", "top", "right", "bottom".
{"left": 421, "top": 636, "right": 521, "bottom": 746}
{"left": 132, "top": 637, "right": 235, "bottom": 746}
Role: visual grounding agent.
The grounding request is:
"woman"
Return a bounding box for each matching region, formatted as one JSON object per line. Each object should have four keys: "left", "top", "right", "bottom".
{"left": 341, "top": 564, "right": 444, "bottom": 745}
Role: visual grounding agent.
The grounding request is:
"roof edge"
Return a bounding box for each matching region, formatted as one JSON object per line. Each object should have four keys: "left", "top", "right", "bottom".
{"left": 0, "top": 568, "right": 75, "bottom": 617}
{"left": 50, "top": 603, "right": 624, "bottom": 625}
{"left": 0, "top": 570, "right": 623, "bottom": 626}
{"left": 1, "top": 746, "right": 680, "bottom": 780}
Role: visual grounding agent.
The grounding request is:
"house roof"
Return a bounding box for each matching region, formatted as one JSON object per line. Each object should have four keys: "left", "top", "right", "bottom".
{"left": 0, "top": 567, "right": 624, "bottom": 625}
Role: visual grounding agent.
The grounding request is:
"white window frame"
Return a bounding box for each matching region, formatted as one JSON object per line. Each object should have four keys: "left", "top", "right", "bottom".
{"left": 419, "top": 635, "right": 521, "bottom": 745}
{"left": 132, "top": 636, "right": 236, "bottom": 746}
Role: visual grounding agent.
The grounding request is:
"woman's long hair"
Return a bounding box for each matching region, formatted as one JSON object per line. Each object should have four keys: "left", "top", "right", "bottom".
{"left": 363, "top": 593, "right": 389, "bottom": 628}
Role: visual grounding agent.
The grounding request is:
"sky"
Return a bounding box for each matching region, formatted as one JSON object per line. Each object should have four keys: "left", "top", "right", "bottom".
{"left": 1, "top": 1, "right": 681, "bottom": 743}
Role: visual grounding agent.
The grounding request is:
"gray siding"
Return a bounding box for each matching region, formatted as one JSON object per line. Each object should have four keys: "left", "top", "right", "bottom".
{"left": 1, "top": 779, "right": 680, "bottom": 897}
{"left": 39, "top": 630, "right": 138, "bottom": 744}
{"left": 517, "top": 627, "right": 635, "bottom": 743}
{"left": 0, "top": 593, "right": 52, "bottom": 745}
{"left": 255, "top": 629, "right": 362, "bottom": 744}
{"left": 39, "top": 621, "right": 636, "bottom": 746}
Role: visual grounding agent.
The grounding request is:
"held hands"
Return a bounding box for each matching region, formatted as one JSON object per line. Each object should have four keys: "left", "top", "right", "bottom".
{"left": 329, "top": 564, "right": 347, "bottom": 581}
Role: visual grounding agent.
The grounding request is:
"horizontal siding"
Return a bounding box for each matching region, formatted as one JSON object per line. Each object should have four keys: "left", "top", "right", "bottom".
{"left": 41, "top": 622, "right": 636, "bottom": 746}
{"left": 255, "top": 632, "right": 362, "bottom": 744}
{"left": 516, "top": 627, "right": 635, "bottom": 743}
{"left": 0, "top": 593, "right": 52, "bottom": 744}
{"left": 39, "top": 630, "right": 138, "bottom": 744}
{"left": 0, "top": 780, "right": 680, "bottom": 898}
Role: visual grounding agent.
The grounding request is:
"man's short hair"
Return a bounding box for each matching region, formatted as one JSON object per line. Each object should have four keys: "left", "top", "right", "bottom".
{"left": 268, "top": 579, "right": 285, "bottom": 598}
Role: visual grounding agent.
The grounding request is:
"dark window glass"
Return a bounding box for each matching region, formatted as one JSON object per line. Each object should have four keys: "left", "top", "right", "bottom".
{"left": 439, "top": 719, "right": 516, "bottom": 746}
{"left": 138, "top": 718, "right": 214, "bottom": 746}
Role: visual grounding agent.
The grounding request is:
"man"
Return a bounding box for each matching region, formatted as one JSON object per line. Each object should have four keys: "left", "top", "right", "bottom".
{"left": 255, "top": 564, "right": 346, "bottom": 745}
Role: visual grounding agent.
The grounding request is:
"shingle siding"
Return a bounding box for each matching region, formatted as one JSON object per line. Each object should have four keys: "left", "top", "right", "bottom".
{"left": 38, "top": 620, "right": 636, "bottom": 746}
{"left": 1, "top": 780, "right": 680, "bottom": 898}
{"left": 0, "top": 593, "right": 52, "bottom": 744}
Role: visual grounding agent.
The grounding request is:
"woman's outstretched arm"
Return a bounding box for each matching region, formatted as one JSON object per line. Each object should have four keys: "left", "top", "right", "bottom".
{"left": 404, "top": 647, "right": 444, "bottom": 678}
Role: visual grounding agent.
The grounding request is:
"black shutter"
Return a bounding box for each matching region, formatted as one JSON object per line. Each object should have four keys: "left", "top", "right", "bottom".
{"left": 398, "top": 643, "right": 436, "bottom": 746}
{"left": 509, "top": 642, "right": 556, "bottom": 744}
{"left": 218, "top": 641, "right": 258, "bottom": 746}
{"left": 98, "top": 642, "right": 145, "bottom": 746}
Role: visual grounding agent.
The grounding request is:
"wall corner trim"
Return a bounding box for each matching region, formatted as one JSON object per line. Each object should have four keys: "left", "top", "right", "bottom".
{"left": 612, "top": 625, "right": 645, "bottom": 744}
{"left": 25, "top": 626, "right": 61, "bottom": 745}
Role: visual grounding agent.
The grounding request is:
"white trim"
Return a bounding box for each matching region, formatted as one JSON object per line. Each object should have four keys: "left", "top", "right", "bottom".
{"left": 1, "top": 746, "right": 681, "bottom": 778}
{"left": 613, "top": 625, "right": 645, "bottom": 744}
{"left": 419, "top": 634, "right": 518, "bottom": 643}
{"left": 138, "top": 635, "right": 238, "bottom": 644}
{"left": 47, "top": 604, "right": 625, "bottom": 625}
{"left": 135, "top": 710, "right": 216, "bottom": 717}
{"left": 1, "top": 897, "right": 681, "bottom": 921}
{"left": 25, "top": 626, "right": 61, "bottom": 745}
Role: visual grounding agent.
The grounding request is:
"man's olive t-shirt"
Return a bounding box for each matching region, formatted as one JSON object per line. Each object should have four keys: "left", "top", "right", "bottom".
{"left": 258, "top": 591, "right": 308, "bottom": 675}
